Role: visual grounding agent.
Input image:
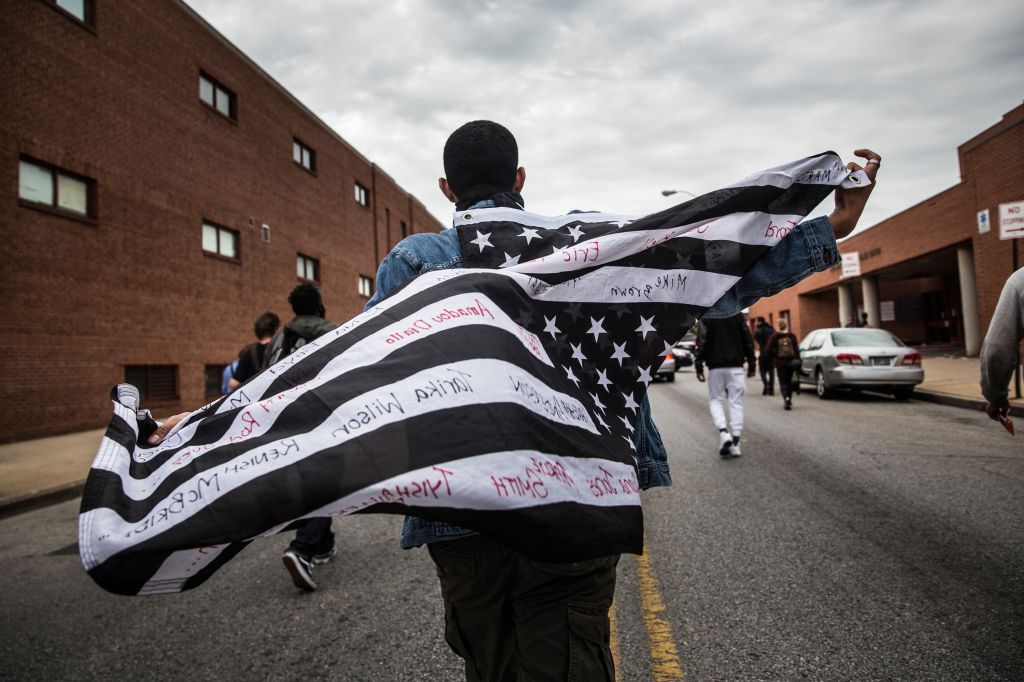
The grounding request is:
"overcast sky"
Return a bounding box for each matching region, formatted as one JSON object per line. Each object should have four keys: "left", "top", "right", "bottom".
{"left": 186, "top": 0, "right": 1023, "bottom": 237}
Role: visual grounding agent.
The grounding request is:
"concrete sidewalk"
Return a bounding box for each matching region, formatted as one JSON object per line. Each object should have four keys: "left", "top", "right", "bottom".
{"left": 1, "top": 356, "right": 1021, "bottom": 518}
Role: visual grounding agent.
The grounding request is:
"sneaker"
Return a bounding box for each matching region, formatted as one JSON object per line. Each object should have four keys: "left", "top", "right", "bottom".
{"left": 784, "top": 398, "right": 792, "bottom": 411}
{"left": 719, "top": 431, "right": 733, "bottom": 457}
{"left": 282, "top": 549, "right": 317, "bottom": 591}
{"left": 729, "top": 442, "right": 742, "bottom": 457}
{"left": 311, "top": 545, "right": 337, "bottom": 565}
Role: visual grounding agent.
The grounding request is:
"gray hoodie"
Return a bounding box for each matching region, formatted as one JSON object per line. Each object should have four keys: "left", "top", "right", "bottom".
{"left": 980, "top": 268, "right": 1024, "bottom": 406}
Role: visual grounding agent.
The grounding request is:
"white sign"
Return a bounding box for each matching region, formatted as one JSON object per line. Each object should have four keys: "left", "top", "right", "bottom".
{"left": 999, "top": 201, "right": 1024, "bottom": 240}
{"left": 840, "top": 252, "right": 861, "bottom": 278}
{"left": 880, "top": 300, "right": 895, "bottom": 322}
{"left": 977, "top": 209, "right": 990, "bottom": 234}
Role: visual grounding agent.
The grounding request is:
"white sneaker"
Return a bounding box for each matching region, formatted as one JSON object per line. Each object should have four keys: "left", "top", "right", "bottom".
{"left": 718, "top": 431, "right": 732, "bottom": 457}
{"left": 729, "top": 442, "right": 742, "bottom": 457}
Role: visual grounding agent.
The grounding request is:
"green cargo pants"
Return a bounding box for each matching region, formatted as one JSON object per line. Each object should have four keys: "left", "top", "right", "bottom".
{"left": 427, "top": 533, "right": 619, "bottom": 682}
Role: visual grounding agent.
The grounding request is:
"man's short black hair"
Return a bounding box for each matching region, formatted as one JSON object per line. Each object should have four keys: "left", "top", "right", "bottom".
{"left": 443, "top": 120, "right": 518, "bottom": 205}
{"left": 289, "top": 283, "right": 323, "bottom": 316}
{"left": 254, "top": 311, "right": 280, "bottom": 339}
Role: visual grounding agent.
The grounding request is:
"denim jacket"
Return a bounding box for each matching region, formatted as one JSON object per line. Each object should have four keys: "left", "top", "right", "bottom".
{"left": 365, "top": 204, "right": 839, "bottom": 548}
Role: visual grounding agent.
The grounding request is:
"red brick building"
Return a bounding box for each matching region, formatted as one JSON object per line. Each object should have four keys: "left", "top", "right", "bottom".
{"left": 750, "top": 104, "right": 1024, "bottom": 354}
{"left": 0, "top": 0, "right": 445, "bottom": 441}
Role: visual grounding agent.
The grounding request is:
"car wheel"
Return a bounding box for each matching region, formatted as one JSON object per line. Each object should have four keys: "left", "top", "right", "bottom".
{"left": 665, "top": 372, "right": 675, "bottom": 383}
{"left": 893, "top": 386, "right": 913, "bottom": 401}
{"left": 815, "top": 368, "right": 833, "bottom": 400}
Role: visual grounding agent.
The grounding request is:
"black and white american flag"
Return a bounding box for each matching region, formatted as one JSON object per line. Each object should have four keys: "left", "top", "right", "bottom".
{"left": 79, "top": 153, "right": 866, "bottom": 595}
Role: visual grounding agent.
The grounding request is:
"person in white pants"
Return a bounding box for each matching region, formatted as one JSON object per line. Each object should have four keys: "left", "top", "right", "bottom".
{"left": 694, "top": 314, "right": 757, "bottom": 457}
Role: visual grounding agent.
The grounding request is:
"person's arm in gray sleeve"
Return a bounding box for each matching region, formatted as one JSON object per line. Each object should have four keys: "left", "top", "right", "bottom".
{"left": 981, "top": 268, "right": 1024, "bottom": 419}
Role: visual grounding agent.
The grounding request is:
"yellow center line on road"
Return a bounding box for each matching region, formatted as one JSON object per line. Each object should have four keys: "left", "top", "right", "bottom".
{"left": 609, "top": 597, "right": 620, "bottom": 680}
{"left": 634, "top": 541, "right": 685, "bottom": 681}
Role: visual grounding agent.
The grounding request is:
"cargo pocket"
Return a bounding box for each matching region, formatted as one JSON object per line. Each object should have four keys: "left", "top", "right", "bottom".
{"left": 568, "top": 604, "right": 615, "bottom": 682}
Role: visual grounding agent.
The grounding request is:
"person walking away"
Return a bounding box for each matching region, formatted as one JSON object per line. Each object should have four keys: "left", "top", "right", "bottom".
{"left": 228, "top": 311, "right": 281, "bottom": 390}
{"left": 270, "top": 284, "right": 339, "bottom": 591}
{"left": 981, "top": 267, "right": 1024, "bottom": 428}
{"left": 764, "top": 319, "right": 801, "bottom": 410}
{"left": 753, "top": 316, "right": 776, "bottom": 395}
{"left": 694, "top": 314, "right": 757, "bottom": 457}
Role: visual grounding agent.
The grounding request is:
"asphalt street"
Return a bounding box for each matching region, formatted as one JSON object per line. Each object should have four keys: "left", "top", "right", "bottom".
{"left": 1, "top": 369, "right": 1021, "bottom": 681}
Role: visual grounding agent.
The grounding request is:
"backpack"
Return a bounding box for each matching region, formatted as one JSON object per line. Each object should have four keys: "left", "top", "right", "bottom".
{"left": 220, "top": 358, "right": 239, "bottom": 394}
{"left": 776, "top": 335, "right": 796, "bottom": 359}
{"left": 262, "top": 327, "right": 312, "bottom": 370}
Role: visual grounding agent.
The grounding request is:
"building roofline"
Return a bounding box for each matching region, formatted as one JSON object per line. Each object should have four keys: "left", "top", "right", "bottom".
{"left": 174, "top": 0, "right": 434, "bottom": 220}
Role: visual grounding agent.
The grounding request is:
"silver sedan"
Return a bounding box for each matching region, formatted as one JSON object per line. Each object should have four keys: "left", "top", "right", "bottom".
{"left": 796, "top": 327, "right": 924, "bottom": 400}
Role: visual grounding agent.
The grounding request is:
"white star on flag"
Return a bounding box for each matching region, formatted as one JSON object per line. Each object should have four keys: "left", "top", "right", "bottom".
{"left": 619, "top": 415, "right": 635, "bottom": 433}
{"left": 563, "top": 365, "right": 581, "bottom": 387}
{"left": 623, "top": 435, "right": 637, "bottom": 451}
{"left": 661, "top": 340, "right": 674, "bottom": 355}
{"left": 623, "top": 392, "right": 639, "bottom": 412}
{"left": 595, "top": 412, "right": 609, "bottom": 430}
{"left": 635, "top": 315, "right": 657, "bottom": 340}
{"left": 500, "top": 252, "right": 521, "bottom": 268}
{"left": 571, "top": 342, "right": 587, "bottom": 364}
{"left": 636, "top": 365, "right": 653, "bottom": 386}
{"left": 567, "top": 224, "right": 584, "bottom": 242}
{"left": 543, "top": 315, "right": 560, "bottom": 339}
{"left": 587, "top": 317, "right": 607, "bottom": 342}
{"left": 470, "top": 230, "right": 492, "bottom": 252}
{"left": 610, "top": 341, "right": 630, "bottom": 366}
{"left": 589, "top": 392, "right": 606, "bottom": 412}
{"left": 517, "top": 227, "right": 541, "bottom": 244}
{"left": 615, "top": 219, "right": 633, "bottom": 228}
{"left": 596, "top": 368, "right": 613, "bottom": 391}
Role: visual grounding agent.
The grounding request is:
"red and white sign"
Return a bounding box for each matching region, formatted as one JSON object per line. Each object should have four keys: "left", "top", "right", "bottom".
{"left": 999, "top": 201, "right": 1024, "bottom": 240}
{"left": 840, "top": 252, "right": 861, "bottom": 278}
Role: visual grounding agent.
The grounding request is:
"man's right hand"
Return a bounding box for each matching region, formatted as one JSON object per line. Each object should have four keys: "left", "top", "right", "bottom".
{"left": 148, "top": 412, "right": 190, "bottom": 445}
{"left": 695, "top": 371, "right": 706, "bottom": 383}
{"left": 829, "top": 149, "right": 881, "bottom": 239}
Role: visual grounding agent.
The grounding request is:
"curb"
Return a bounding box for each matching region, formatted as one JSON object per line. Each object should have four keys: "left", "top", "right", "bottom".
{"left": 913, "top": 390, "right": 1024, "bottom": 417}
{"left": 0, "top": 481, "right": 84, "bottom": 520}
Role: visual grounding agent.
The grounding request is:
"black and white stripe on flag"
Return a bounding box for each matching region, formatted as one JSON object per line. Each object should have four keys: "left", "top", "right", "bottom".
{"left": 79, "top": 153, "right": 866, "bottom": 595}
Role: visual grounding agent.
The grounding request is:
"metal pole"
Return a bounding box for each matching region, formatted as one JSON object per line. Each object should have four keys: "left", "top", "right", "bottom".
{"left": 1015, "top": 239, "right": 1021, "bottom": 399}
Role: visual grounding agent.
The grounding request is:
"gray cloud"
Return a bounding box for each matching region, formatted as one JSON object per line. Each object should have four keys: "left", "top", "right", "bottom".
{"left": 186, "top": 0, "right": 1024, "bottom": 234}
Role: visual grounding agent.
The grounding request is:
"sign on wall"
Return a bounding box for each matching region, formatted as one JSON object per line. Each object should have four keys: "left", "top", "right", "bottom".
{"left": 880, "top": 300, "right": 895, "bottom": 322}
{"left": 840, "top": 252, "right": 861, "bottom": 278}
{"left": 977, "top": 209, "right": 990, "bottom": 234}
{"left": 999, "top": 201, "right": 1024, "bottom": 240}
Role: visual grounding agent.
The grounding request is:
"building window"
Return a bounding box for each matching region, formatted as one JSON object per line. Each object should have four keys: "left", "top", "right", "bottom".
{"left": 355, "top": 182, "right": 370, "bottom": 207}
{"left": 400, "top": 220, "right": 408, "bottom": 238}
{"left": 293, "top": 139, "right": 316, "bottom": 172}
{"left": 261, "top": 223, "right": 271, "bottom": 242}
{"left": 297, "top": 253, "right": 319, "bottom": 281}
{"left": 125, "top": 365, "right": 179, "bottom": 401}
{"left": 199, "top": 72, "right": 236, "bottom": 120}
{"left": 18, "top": 157, "right": 93, "bottom": 218}
{"left": 202, "top": 221, "right": 239, "bottom": 260}
{"left": 52, "top": 0, "right": 93, "bottom": 26}
{"left": 358, "top": 275, "right": 373, "bottom": 298}
{"left": 205, "top": 364, "right": 227, "bottom": 398}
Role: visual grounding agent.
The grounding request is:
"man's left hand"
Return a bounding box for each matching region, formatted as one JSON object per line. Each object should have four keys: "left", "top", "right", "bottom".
{"left": 830, "top": 149, "right": 881, "bottom": 239}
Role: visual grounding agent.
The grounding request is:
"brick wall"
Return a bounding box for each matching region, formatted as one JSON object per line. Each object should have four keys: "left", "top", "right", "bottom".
{"left": 0, "top": 0, "right": 444, "bottom": 440}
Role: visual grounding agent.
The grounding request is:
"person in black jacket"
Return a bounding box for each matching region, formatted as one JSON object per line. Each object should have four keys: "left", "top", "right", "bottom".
{"left": 694, "top": 314, "right": 757, "bottom": 457}
{"left": 752, "top": 317, "right": 776, "bottom": 395}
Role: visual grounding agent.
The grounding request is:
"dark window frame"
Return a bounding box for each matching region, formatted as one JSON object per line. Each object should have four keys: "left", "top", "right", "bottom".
{"left": 202, "top": 220, "right": 241, "bottom": 263}
{"left": 46, "top": 0, "right": 96, "bottom": 31}
{"left": 297, "top": 253, "right": 320, "bottom": 282}
{"left": 400, "top": 220, "right": 408, "bottom": 238}
{"left": 198, "top": 71, "right": 238, "bottom": 123}
{"left": 354, "top": 181, "right": 370, "bottom": 207}
{"left": 18, "top": 155, "right": 97, "bottom": 223}
{"left": 124, "top": 365, "right": 180, "bottom": 402}
{"left": 293, "top": 138, "right": 317, "bottom": 174}
{"left": 358, "top": 274, "right": 374, "bottom": 298}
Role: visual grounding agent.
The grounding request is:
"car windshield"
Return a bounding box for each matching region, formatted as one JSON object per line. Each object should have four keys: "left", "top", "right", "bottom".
{"left": 830, "top": 329, "right": 904, "bottom": 348}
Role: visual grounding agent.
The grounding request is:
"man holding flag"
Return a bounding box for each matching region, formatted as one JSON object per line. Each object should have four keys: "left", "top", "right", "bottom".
{"left": 103, "top": 121, "right": 879, "bottom": 681}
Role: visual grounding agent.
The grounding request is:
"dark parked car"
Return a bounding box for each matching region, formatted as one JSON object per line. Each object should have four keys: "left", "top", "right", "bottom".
{"left": 671, "top": 343, "right": 694, "bottom": 368}
{"left": 796, "top": 327, "right": 924, "bottom": 400}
